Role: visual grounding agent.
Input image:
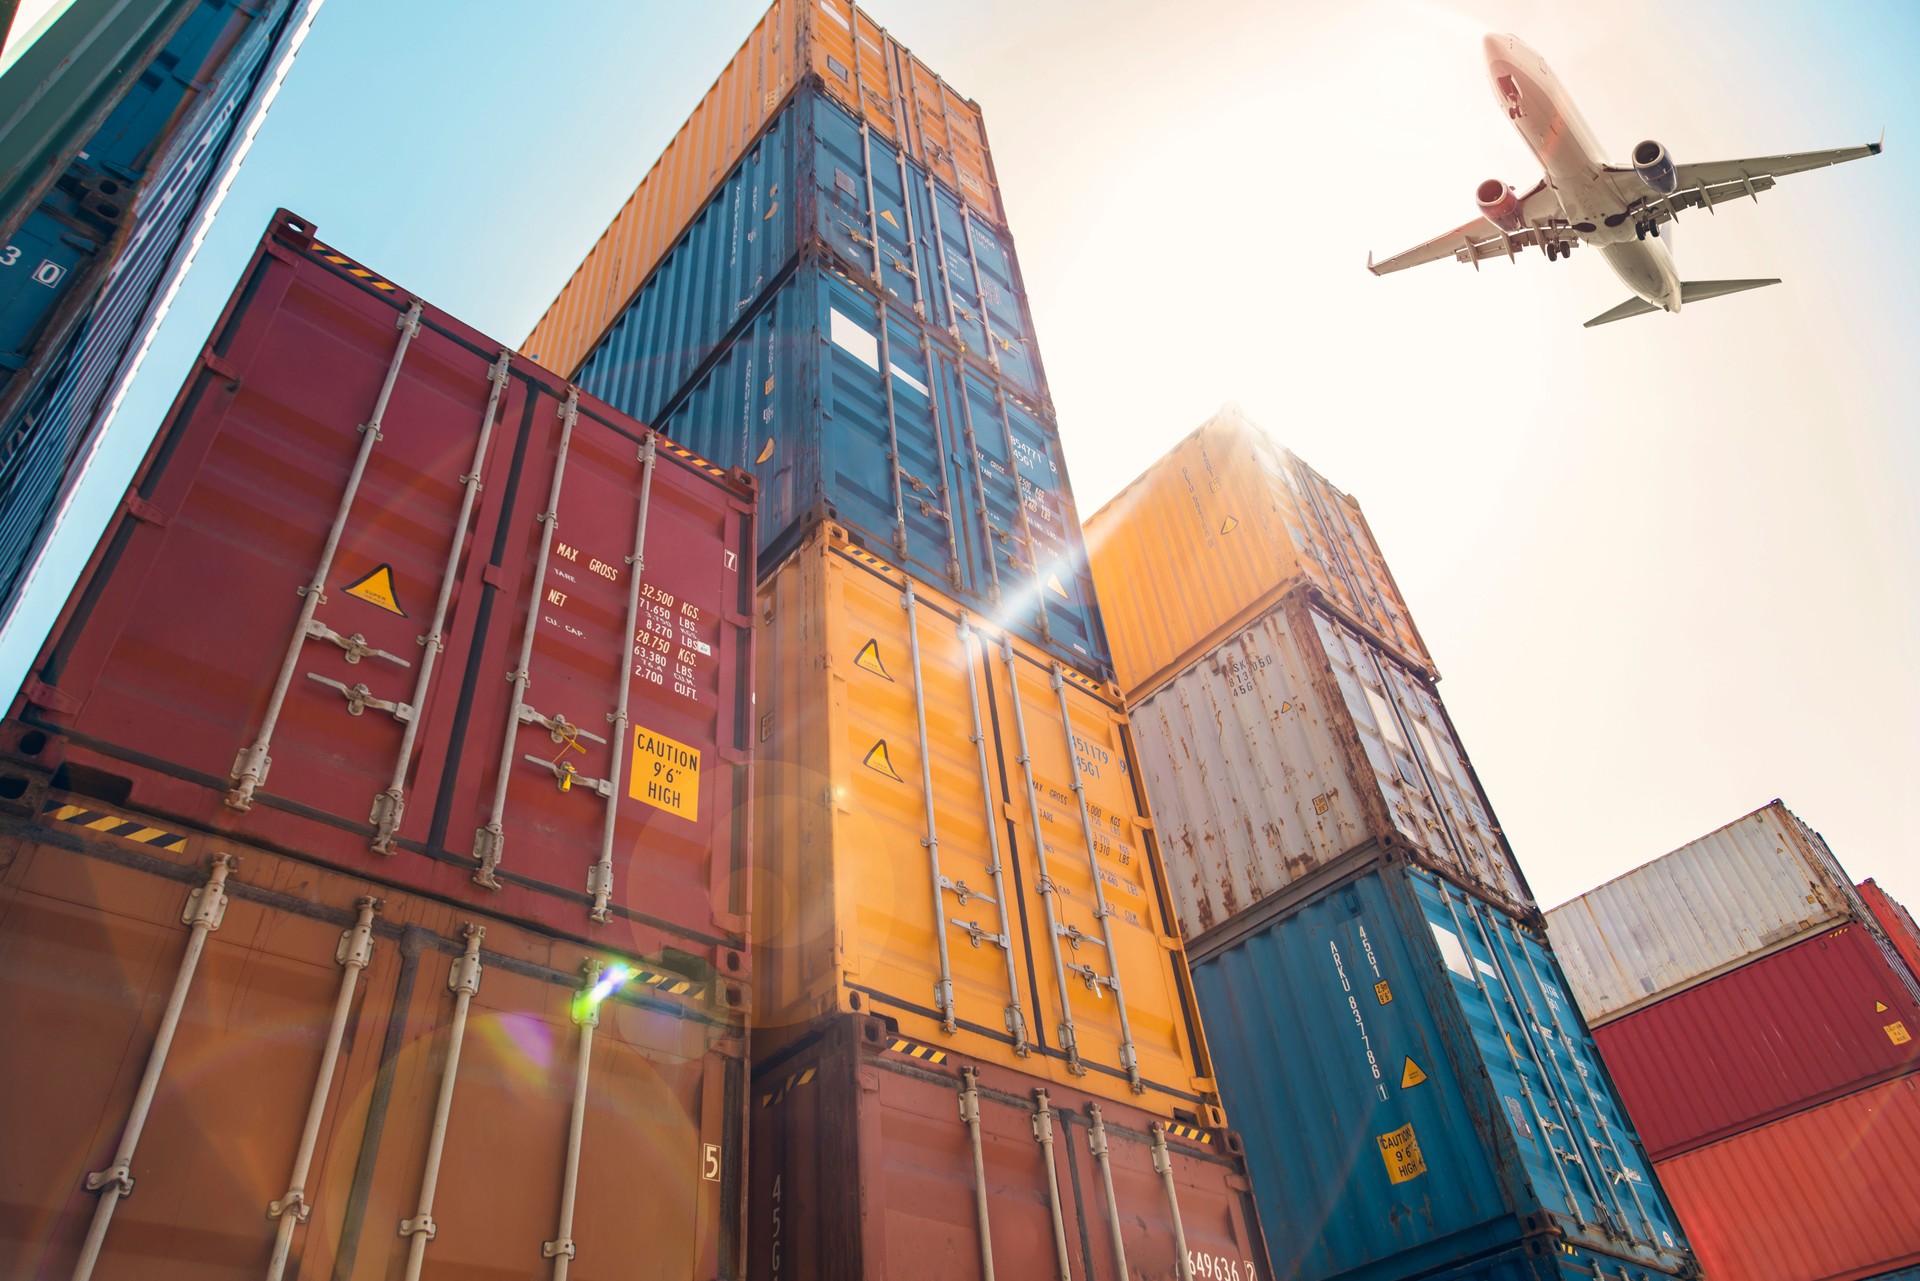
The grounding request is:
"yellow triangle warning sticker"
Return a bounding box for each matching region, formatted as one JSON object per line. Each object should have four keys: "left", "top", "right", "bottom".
{"left": 1401, "top": 1058, "right": 1428, "bottom": 1089}
{"left": 1877, "top": 1001, "right": 1889, "bottom": 1012}
{"left": 879, "top": 209, "right": 899, "bottom": 227}
{"left": 755, "top": 437, "right": 775, "bottom": 464}
{"left": 763, "top": 201, "right": 778, "bottom": 221}
{"left": 342, "top": 564, "right": 406, "bottom": 616}
{"left": 1045, "top": 573, "right": 1070, "bottom": 599}
{"left": 854, "top": 639, "right": 893, "bottom": 681}
{"left": 863, "top": 739, "right": 903, "bottom": 781}
{"left": 1220, "top": 516, "right": 1239, "bottom": 535}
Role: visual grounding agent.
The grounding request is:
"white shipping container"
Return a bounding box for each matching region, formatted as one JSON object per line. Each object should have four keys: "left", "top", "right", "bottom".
{"left": 1131, "top": 591, "right": 1529, "bottom": 942}
{"left": 1545, "top": 802, "right": 1863, "bottom": 1026}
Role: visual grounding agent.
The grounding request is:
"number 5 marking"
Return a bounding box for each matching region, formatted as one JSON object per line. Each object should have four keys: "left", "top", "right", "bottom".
{"left": 702, "top": 1142, "right": 722, "bottom": 1181}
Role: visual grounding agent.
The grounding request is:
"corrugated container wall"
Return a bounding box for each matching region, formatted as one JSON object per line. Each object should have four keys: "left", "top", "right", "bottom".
{"left": 1592, "top": 921, "right": 1920, "bottom": 1159}
{"left": 1189, "top": 861, "right": 1695, "bottom": 1281}
{"left": 0, "top": 793, "right": 746, "bottom": 1279}
{"left": 1860, "top": 878, "right": 1920, "bottom": 982}
{"left": 1655, "top": 1075, "right": 1920, "bottom": 1281}
{"left": 749, "top": 1015, "right": 1271, "bottom": 1281}
{"left": 1086, "top": 406, "right": 1431, "bottom": 700}
{"left": 0, "top": 0, "right": 317, "bottom": 626}
{"left": 1544, "top": 801, "right": 1885, "bottom": 1025}
{"left": 6, "top": 211, "right": 758, "bottom": 960}
{"left": 1131, "top": 590, "right": 1529, "bottom": 941}
{"left": 522, "top": 0, "right": 1001, "bottom": 380}
{"left": 753, "top": 524, "right": 1217, "bottom": 1123}
{"left": 598, "top": 257, "right": 1104, "bottom": 679}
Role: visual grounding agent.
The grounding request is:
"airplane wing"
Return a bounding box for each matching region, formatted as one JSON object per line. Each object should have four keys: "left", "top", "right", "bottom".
{"left": 1368, "top": 179, "right": 1562, "bottom": 275}
{"left": 1611, "top": 138, "right": 1883, "bottom": 221}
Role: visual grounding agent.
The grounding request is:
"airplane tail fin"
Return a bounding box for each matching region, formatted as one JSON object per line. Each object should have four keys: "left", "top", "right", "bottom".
{"left": 1584, "top": 278, "right": 1782, "bottom": 328}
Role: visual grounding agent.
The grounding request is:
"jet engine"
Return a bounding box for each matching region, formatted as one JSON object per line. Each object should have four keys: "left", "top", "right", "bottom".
{"left": 1632, "top": 139, "right": 1677, "bottom": 194}
{"left": 1475, "top": 179, "right": 1524, "bottom": 231}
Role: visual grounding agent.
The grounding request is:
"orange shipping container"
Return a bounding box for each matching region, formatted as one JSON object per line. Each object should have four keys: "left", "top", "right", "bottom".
{"left": 522, "top": 0, "right": 1000, "bottom": 378}
{"left": 0, "top": 784, "right": 746, "bottom": 1280}
{"left": 752, "top": 524, "right": 1221, "bottom": 1126}
{"left": 1085, "top": 406, "right": 1431, "bottom": 701}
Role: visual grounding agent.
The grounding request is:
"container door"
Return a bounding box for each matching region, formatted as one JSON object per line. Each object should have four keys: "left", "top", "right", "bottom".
{"left": 1188, "top": 868, "right": 1513, "bottom": 1281}
{"left": 1408, "top": 870, "right": 1693, "bottom": 1270}
{"left": 910, "top": 174, "right": 1041, "bottom": 401}
{"left": 446, "top": 397, "right": 752, "bottom": 942}
{"left": 988, "top": 640, "right": 1211, "bottom": 1110}
{"left": 0, "top": 208, "right": 94, "bottom": 374}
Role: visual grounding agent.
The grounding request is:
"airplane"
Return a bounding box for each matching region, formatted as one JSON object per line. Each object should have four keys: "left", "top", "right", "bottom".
{"left": 1368, "top": 33, "right": 1883, "bottom": 327}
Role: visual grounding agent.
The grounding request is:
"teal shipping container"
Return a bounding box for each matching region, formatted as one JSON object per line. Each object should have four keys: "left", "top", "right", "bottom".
{"left": 1189, "top": 861, "right": 1697, "bottom": 1281}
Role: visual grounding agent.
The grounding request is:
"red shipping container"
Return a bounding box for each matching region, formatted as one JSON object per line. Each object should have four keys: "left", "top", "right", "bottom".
{"left": 751, "top": 1014, "right": 1272, "bottom": 1281}
{"left": 5, "top": 210, "right": 757, "bottom": 962}
{"left": 1860, "top": 879, "right": 1920, "bottom": 985}
{"left": 1656, "top": 1075, "right": 1920, "bottom": 1281}
{"left": 1595, "top": 921, "right": 1920, "bottom": 1159}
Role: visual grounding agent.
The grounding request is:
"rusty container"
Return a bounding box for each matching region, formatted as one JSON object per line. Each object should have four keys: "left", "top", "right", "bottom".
{"left": 749, "top": 1013, "right": 1270, "bottom": 1281}
{"left": 523, "top": 0, "right": 1001, "bottom": 380}
{"left": 752, "top": 523, "right": 1219, "bottom": 1123}
{"left": 1086, "top": 407, "right": 1431, "bottom": 703}
{"left": 0, "top": 778, "right": 746, "bottom": 1279}
{"left": 5, "top": 210, "right": 757, "bottom": 955}
{"left": 1128, "top": 588, "right": 1530, "bottom": 944}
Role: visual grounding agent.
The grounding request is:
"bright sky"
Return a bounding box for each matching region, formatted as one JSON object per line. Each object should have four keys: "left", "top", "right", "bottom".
{"left": 1, "top": 0, "right": 1914, "bottom": 909}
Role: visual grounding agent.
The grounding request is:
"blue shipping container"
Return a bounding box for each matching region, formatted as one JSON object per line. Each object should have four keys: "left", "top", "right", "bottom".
{"left": 564, "top": 83, "right": 1046, "bottom": 415}
{"left": 581, "top": 257, "right": 1110, "bottom": 680}
{"left": 1190, "top": 861, "right": 1696, "bottom": 1281}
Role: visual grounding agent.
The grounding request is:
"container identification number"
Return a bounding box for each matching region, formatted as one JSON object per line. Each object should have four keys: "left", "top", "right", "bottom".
{"left": 1189, "top": 1253, "right": 1257, "bottom": 1280}
{"left": 1331, "top": 939, "right": 1388, "bottom": 1101}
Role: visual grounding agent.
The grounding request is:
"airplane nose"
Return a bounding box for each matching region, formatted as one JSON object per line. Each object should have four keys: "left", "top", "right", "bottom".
{"left": 1484, "top": 33, "right": 1508, "bottom": 60}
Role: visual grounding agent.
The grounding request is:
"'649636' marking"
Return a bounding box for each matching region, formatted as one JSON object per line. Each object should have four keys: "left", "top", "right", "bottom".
{"left": 1191, "top": 1251, "right": 1257, "bottom": 1279}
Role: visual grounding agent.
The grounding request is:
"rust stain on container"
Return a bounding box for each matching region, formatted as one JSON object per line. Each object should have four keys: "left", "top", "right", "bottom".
{"left": 523, "top": 0, "right": 1001, "bottom": 378}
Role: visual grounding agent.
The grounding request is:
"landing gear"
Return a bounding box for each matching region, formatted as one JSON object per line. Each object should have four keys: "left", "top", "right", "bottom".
{"left": 1545, "top": 238, "right": 1573, "bottom": 262}
{"left": 1633, "top": 218, "right": 1663, "bottom": 240}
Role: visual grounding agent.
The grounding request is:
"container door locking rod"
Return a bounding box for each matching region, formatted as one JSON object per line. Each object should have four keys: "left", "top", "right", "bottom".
{"left": 1086, "top": 1104, "right": 1131, "bottom": 1276}
{"left": 228, "top": 302, "right": 423, "bottom": 811}
{"left": 72, "top": 855, "right": 235, "bottom": 1281}
{"left": 544, "top": 961, "right": 603, "bottom": 1277}
{"left": 371, "top": 350, "right": 511, "bottom": 852}
{"left": 399, "top": 924, "right": 483, "bottom": 1281}
{"left": 1052, "top": 663, "right": 1143, "bottom": 1093}
{"left": 588, "top": 435, "right": 657, "bottom": 922}
{"left": 957, "top": 612, "right": 1029, "bottom": 1052}
{"left": 1030, "top": 1091, "right": 1074, "bottom": 1281}
{"left": 1153, "top": 1123, "right": 1197, "bottom": 1281}
{"left": 902, "top": 579, "right": 958, "bottom": 1031}
{"left": 1000, "top": 637, "right": 1083, "bottom": 1074}
{"left": 474, "top": 390, "right": 579, "bottom": 887}
{"left": 267, "top": 897, "right": 379, "bottom": 1281}
{"left": 957, "top": 1067, "right": 997, "bottom": 1281}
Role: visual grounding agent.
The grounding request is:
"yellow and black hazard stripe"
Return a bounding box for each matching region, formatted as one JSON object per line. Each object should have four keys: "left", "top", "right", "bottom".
{"left": 759, "top": 1066, "right": 816, "bottom": 1109}
{"left": 308, "top": 240, "right": 397, "bottom": 292}
{"left": 633, "top": 965, "right": 705, "bottom": 1002}
{"left": 1165, "top": 1122, "right": 1213, "bottom": 1145}
{"left": 656, "top": 437, "right": 731, "bottom": 483}
{"left": 42, "top": 801, "right": 190, "bottom": 853}
{"left": 886, "top": 1037, "right": 949, "bottom": 1064}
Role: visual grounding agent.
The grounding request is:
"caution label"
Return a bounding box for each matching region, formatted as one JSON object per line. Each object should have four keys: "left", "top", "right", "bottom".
{"left": 1220, "top": 516, "right": 1238, "bottom": 535}
{"left": 1401, "top": 1057, "right": 1428, "bottom": 1089}
{"left": 629, "top": 726, "right": 701, "bottom": 821}
{"left": 1045, "top": 572, "right": 1070, "bottom": 600}
{"left": 1888, "top": 1021, "right": 1911, "bottom": 1046}
{"left": 1877, "top": 1001, "right": 1890, "bottom": 1013}
{"left": 1377, "top": 1123, "right": 1427, "bottom": 1184}
{"left": 342, "top": 563, "right": 406, "bottom": 615}
{"left": 863, "top": 739, "right": 903, "bottom": 782}
{"left": 1375, "top": 980, "right": 1393, "bottom": 1005}
{"left": 854, "top": 638, "right": 893, "bottom": 680}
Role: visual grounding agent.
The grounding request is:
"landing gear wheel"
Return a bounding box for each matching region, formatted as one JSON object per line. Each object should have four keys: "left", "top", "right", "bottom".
{"left": 1635, "top": 221, "right": 1648, "bottom": 240}
{"left": 1650, "top": 221, "right": 1661, "bottom": 238}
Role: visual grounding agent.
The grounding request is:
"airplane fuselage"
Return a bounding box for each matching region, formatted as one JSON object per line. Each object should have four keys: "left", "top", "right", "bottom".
{"left": 1485, "top": 34, "right": 1683, "bottom": 312}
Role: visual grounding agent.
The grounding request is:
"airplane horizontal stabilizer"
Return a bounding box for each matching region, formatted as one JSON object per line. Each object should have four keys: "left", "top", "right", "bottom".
{"left": 1584, "top": 278, "right": 1784, "bottom": 327}
{"left": 1679, "top": 278, "right": 1783, "bottom": 303}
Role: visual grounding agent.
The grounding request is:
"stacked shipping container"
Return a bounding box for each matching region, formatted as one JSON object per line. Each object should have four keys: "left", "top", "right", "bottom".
{"left": 0, "top": 0, "right": 320, "bottom": 625}
{"left": 524, "top": 5, "right": 1268, "bottom": 1278}
{"left": 1546, "top": 803, "right": 1920, "bottom": 1281}
{"left": 0, "top": 212, "right": 755, "bottom": 1276}
{"left": 1087, "top": 407, "right": 1701, "bottom": 1281}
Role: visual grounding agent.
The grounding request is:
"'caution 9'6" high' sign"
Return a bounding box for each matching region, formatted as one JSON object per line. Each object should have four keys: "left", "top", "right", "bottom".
{"left": 630, "top": 725, "right": 702, "bottom": 821}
